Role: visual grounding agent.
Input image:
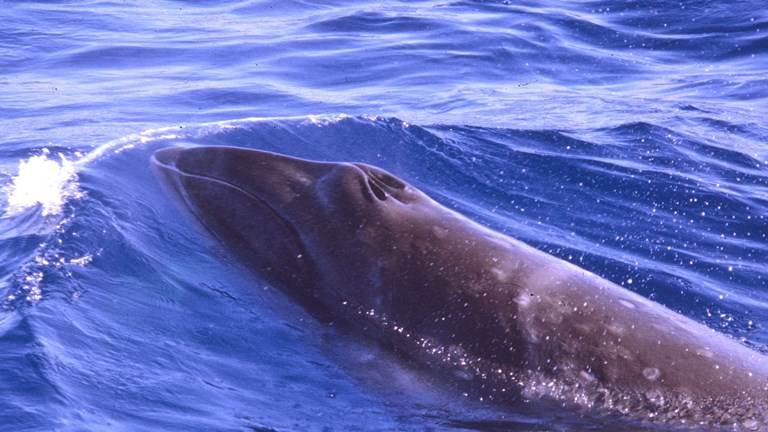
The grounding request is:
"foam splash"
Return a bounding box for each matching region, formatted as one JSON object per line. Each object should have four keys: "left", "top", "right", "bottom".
{"left": 3, "top": 149, "right": 82, "bottom": 218}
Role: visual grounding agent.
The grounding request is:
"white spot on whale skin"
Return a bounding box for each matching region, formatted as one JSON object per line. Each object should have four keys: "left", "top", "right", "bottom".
{"left": 696, "top": 348, "right": 715, "bottom": 359}
{"left": 742, "top": 419, "right": 761, "bottom": 431}
{"left": 490, "top": 267, "right": 508, "bottom": 281}
{"left": 580, "top": 370, "right": 597, "bottom": 383}
{"left": 619, "top": 299, "right": 636, "bottom": 309}
{"left": 515, "top": 294, "right": 532, "bottom": 308}
{"left": 606, "top": 324, "right": 625, "bottom": 337}
{"left": 643, "top": 367, "right": 661, "bottom": 381}
{"left": 431, "top": 225, "right": 451, "bottom": 239}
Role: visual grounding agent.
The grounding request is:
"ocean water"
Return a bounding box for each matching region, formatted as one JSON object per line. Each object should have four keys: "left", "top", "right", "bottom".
{"left": 1, "top": 0, "right": 766, "bottom": 431}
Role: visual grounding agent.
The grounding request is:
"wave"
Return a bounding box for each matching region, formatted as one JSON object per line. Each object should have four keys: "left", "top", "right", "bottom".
{"left": 0, "top": 114, "right": 765, "bottom": 430}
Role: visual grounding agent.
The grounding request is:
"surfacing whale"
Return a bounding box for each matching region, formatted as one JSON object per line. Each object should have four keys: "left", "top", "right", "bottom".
{"left": 151, "top": 146, "right": 767, "bottom": 429}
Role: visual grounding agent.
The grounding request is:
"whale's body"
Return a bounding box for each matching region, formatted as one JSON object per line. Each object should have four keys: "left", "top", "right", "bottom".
{"left": 151, "top": 146, "right": 768, "bottom": 429}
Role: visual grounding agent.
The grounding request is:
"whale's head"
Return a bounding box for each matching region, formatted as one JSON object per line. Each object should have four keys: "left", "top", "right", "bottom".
{"left": 151, "top": 146, "right": 768, "bottom": 427}
{"left": 150, "top": 146, "right": 460, "bottom": 322}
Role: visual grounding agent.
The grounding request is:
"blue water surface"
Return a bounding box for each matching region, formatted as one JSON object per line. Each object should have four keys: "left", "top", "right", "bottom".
{"left": 1, "top": 0, "right": 766, "bottom": 431}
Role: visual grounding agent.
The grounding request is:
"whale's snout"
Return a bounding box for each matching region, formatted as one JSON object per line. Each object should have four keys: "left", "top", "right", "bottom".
{"left": 150, "top": 146, "right": 316, "bottom": 300}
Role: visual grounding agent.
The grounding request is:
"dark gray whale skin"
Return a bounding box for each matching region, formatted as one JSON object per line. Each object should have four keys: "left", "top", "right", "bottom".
{"left": 151, "top": 146, "right": 768, "bottom": 429}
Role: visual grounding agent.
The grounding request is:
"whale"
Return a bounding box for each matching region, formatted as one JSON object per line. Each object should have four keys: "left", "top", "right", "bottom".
{"left": 151, "top": 145, "right": 768, "bottom": 429}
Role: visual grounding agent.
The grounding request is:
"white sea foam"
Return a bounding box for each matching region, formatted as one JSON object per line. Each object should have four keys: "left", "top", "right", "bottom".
{"left": 3, "top": 149, "right": 81, "bottom": 218}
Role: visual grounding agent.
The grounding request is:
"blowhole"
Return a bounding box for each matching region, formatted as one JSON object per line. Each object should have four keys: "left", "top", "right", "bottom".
{"left": 368, "top": 179, "right": 387, "bottom": 201}
{"left": 371, "top": 171, "right": 405, "bottom": 190}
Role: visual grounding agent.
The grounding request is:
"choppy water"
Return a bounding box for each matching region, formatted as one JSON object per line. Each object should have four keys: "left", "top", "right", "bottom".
{"left": 1, "top": 1, "right": 766, "bottom": 431}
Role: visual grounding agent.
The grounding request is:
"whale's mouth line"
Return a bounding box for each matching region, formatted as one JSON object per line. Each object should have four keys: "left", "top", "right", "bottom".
{"left": 152, "top": 151, "right": 315, "bottom": 294}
